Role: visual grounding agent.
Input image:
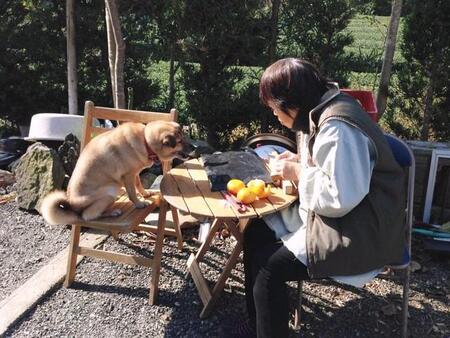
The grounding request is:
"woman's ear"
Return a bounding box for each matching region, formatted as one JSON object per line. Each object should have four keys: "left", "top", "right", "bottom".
{"left": 287, "top": 107, "right": 299, "bottom": 118}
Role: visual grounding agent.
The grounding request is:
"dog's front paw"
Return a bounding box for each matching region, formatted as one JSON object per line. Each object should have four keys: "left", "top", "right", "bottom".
{"left": 134, "top": 200, "right": 149, "bottom": 209}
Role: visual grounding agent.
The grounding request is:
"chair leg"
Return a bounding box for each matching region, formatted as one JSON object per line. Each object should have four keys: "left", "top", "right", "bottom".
{"left": 401, "top": 267, "right": 410, "bottom": 338}
{"left": 170, "top": 206, "right": 183, "bottom": 251}
{"left": 294, "top": 280, "right": 303, "bottom": 331}
{"left": 64, "top": 224, "right": 81, "bottom": 287}
{"left": 149, "top": 200, "right": 168, "bottom": 305}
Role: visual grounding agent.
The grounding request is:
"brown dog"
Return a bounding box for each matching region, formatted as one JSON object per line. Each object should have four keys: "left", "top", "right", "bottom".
{"left": 41, "top": 120, "right": 192, "bottom": 226}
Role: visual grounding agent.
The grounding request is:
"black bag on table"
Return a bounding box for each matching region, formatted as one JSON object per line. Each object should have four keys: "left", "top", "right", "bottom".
{"left": 201, "top": 150, "right": 272, "bottom": 192}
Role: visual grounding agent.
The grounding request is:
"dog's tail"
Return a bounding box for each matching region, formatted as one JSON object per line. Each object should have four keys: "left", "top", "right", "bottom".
{"left": 40, "top": 190, "right": 81, "bottom": 225}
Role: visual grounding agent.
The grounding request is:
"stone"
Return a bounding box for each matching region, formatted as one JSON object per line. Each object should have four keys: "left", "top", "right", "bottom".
{"left": 147, "top": 162, "right": 163, "bottom": 176}
{"left": 187, "top": 138, "right": 215, "bottom": 158}
{"left": 145, "top": 208, "right": 199, "bottom": 229}
{"left": 0, "top": 169, "right": 15, "bottom": 188}
{"left": 13, "top": 142, "right": 65, "bottom": 211}
{"left": 0, "top": 137, "right": 34, "bottom": 154}
{"left": 57, "top": 133, "right": 80, "bottom": 176}
{"left": 149, "top": 175, "right": 163, "bottom": 190}
{"left": 139, "top": 171, "right": 157, "bottom": 189}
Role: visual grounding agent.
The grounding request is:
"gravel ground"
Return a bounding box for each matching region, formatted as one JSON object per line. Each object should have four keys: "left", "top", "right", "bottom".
{"left": 0, "top": 199, "right": 69, "bottom": 301}
{"left": 1, "top": 200, "right": 449, "bottom": 337}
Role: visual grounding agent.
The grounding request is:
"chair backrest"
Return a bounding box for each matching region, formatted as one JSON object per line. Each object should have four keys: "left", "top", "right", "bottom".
{"left": 81, "top": 100, "right": 178, "bottom": 172}
{"left": 384, "top": 134, "right": 415, "bottom": 260}
{"left": 341, "top": 89, "right": 378, "bottom": 123}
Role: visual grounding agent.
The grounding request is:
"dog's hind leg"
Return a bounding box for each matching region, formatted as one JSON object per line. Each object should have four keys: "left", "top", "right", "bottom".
{"left": 81, "top": 196, "right": 116, "bottom": 222}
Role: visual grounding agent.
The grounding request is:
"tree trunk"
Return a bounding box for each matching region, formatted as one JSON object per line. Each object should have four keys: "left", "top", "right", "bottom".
{"left": 105, "top": 4, "right": 116, "bottom": 107}
{"left": 105, "top": 0, "right": 126, "bottom": 109}
{"left": 66, "top": 0, "right": 78, "bottom": 115}
{"left": 268, "top": 0, "right": 280, "bottom": 64}
{"left": 261, "top": 0, "right": 281, "bottom": 133}
{"left": 421, "top": 75, "right": 434, "bottom": 141}
{"left": 167, "top": 42, "right": 176, "bottom": 110}
{"left": 376, "top": 0, "right": 402, "bottom": 118}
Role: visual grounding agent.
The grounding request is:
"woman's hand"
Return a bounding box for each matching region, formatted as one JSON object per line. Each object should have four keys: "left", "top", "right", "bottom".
{"left": 276, "top": 150, "right": 299, "bottom": 162}
{"left": 270, "top": 159, "right": 300, "bottom": 181}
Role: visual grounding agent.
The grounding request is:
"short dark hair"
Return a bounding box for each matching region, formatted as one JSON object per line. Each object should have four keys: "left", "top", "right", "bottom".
{"left": 259, "top": 58, "right": 329, "bottom": 117}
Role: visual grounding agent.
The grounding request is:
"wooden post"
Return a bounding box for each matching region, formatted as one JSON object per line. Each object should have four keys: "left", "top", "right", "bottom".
{"left": 66, "top": 0, "right": 78, "bottom": 115}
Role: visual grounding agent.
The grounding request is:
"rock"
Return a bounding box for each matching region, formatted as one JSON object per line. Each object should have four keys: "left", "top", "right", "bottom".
{"left": 441, "top": 221, "right": 450, "bottom": 233}
{"left": 147, "top": 162, "right": 163, "bottom": 176}
{"left": 149, "top": 175, "right": 163, "bottom": 190}
{"left": 221, "top": 228, "right": 230, "bottom": 238}
{"left": 13, "top": 142, "right": 65, "bottom": 211}
{"left": 0, "top": 137, "right": 34, "bottom": 154}
{"left": 380, "top": 303, "right": 398, "bottom": 316}
{"left": 0, "top": 169, "right": 15, "bottom": 187}
{"left": 410, "top": 260, "right": 422, "bottom": 272}
{"left": 139, "top": 171, "right": 157, "bottom": 189}
{"left": 57, "top": 133, "right": 80, "bottom": 176}
{"left": 187, "top": 138, "right": 215, "bottom": 158}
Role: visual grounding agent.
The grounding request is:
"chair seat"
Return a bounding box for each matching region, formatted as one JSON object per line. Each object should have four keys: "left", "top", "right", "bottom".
{"left": 76, "top": 190, "right": 160, "bottom": 232}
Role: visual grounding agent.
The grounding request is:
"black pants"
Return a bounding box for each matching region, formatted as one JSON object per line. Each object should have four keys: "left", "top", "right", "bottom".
{"left": 244, "top": 218, "right": 310, "bottom": 338}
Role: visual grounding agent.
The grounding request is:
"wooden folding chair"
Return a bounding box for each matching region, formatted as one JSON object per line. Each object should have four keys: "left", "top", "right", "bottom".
{"left": 63, "top": 101, "right": 183, "bottom": 304}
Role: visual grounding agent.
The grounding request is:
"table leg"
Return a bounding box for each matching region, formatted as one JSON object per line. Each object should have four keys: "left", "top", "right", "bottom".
{"left": 237, "top": 218, "right": 249, "bottom": 234}
{"left": 199, "top": 236, "right": 243, "bottom": 318}
{"left": 170, "top": 205, "right": 183, "bottom": 250}
{"left": 185, "top": 218, "right": 223, "bottom": 279}
{"left": 187, "top": 218, "right": 245, "bottom": 319}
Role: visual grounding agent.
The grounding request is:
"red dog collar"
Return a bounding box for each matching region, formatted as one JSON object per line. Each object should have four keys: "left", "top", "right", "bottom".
{"left": 144, "top": 138, "right": 159, "bottom": 162}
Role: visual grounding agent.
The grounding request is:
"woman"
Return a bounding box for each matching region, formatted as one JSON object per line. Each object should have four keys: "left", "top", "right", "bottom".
{"left": 234, "top": 58, "right": 405, "bottom": 338}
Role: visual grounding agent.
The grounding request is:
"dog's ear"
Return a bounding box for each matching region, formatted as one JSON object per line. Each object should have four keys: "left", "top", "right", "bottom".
{"left": 162, "top": 134, "right": 177, "bottom": 148}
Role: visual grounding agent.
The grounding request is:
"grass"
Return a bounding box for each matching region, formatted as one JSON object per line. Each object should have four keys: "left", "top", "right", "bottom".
{"left": 345, "top": 15, "right": 404, "bottom": 63}
{"left": 348, "top": 72, "right": 380, "bottom": 91}
{"left": 146, "top": 15, "right": 401, "bottom": 109}
{"left": 346, "top": 15, "right": 404, "bottom": 90}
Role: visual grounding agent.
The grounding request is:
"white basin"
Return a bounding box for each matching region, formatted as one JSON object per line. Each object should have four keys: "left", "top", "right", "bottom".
{"left": 25, "top": 113, "right": 84, "bottom": 141}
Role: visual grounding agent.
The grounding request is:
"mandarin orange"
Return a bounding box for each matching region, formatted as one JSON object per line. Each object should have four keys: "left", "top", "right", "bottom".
{"left": 227, "top": 178, "right": 245, "bottom": 195}
{"left": 236, "top": 187, "right": 257, "bottom": 204}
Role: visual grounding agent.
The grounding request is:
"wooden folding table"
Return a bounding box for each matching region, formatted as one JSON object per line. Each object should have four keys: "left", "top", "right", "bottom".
{"left": 160, "top": 158, "right": 297, "bottom": 318}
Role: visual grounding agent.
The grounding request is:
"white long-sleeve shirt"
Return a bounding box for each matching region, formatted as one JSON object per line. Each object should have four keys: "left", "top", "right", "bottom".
{"left": 264, "top": 119, "right": 382, "bottom": 287}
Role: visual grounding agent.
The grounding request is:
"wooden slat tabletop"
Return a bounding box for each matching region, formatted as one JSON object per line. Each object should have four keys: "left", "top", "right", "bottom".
{"left": 161, "top": 159, "right": 298, "bottom": 220}
{"left": 183, "top": 159, "right": 237, "bottom": 219}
